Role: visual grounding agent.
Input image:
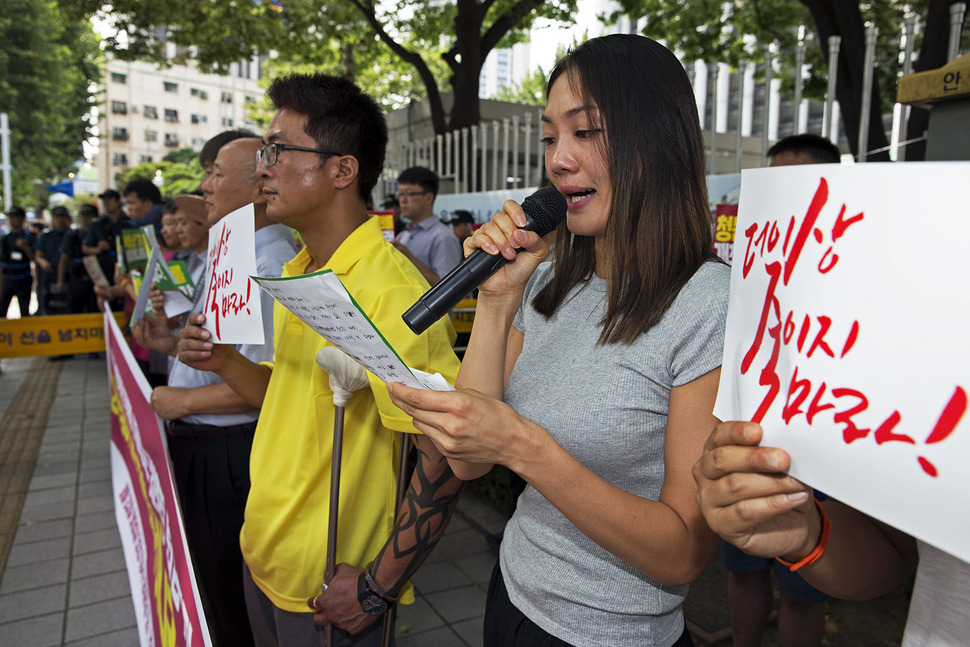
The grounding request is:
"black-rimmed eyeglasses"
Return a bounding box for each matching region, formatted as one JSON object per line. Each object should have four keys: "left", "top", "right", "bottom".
{"left": 257, "top": 142, "right": 343, "bottom": 168}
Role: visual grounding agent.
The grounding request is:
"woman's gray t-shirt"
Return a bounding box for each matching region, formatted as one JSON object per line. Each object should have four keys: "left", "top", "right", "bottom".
{"left": 501, "top": 259, "right": 730, "bottom": 646}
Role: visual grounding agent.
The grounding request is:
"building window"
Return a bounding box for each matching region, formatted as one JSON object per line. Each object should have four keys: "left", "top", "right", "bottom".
{"left": 221, "top": 117, "right": 234, "bottom": 127}
{"left": 245, "top": 95, "right": 257, "bottom": 104}
{"left": 221, "top": 91, "right": 233, "bottom": 103}
{"left": 190, "top": 87, "right": 201, "bottom": 96}
{"left": 190, "top": 114, "right": 207, "bottom": 124}
{"left": 140, "top": 155, "right": 153, "bottom": 163}
{"left": 111, "top": 127, "right": 129, "bottom": 141}
{"left": 112, "top": 153, "right": 128, "bottom": 166}
{"left": 164, "top": 81, "right": 178, "bottom": 93}
{"left": 164, "top": 109, "right": 179, "bottom": 122}
{"left": 145, "top": 130, "right": 158, "bottom": 142}
{"left": 111, "top": 100, "right": 127, "bottom": 115}
{"left": 164, "top": 133, "right": 179, "bottom": 147}
{"left": 143, "top": 105, "right": 158, "bottom": 119}
{"left": 191, "top": 137, "right": 207, "bottom": 149}
{"left": 111, "top": 72, "right": 127, "bottom": 84}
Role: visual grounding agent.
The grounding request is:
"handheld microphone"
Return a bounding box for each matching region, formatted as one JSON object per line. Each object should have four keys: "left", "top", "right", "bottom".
{"left": 402, "top": 187, "right": 568, "bottom": 335}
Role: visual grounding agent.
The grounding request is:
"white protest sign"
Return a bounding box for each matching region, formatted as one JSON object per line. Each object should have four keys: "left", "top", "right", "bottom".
{"left": 82, "top": 255, "right": 110, "bottom": 287}
{"left": 162, "top": 290, "right": 194, "bottom": 318}
{"left": 201, "top": 203, "right": 264, "bottom": 344}
{"left": 715, "top": 162, "right": 970, "bottom": 562}
{"left": 252, "top": 270, "right": 452, "bottom": 391}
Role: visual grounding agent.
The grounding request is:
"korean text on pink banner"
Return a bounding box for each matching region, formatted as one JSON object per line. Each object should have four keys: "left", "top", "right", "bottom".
{"left": 105, "top": 310, "right": 212, "bottom": 646}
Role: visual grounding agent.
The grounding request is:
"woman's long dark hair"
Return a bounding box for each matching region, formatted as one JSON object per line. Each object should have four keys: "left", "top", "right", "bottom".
{"left": 532, "top": 35, "right": 714, "bottom": 344}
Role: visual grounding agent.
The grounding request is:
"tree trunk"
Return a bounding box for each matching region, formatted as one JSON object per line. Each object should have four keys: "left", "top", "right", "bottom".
{"left": 800, "top": 0, "right": 891, "bottom": 161}
{"left": 447, "top": 0, "right": 484, "bottom": 131}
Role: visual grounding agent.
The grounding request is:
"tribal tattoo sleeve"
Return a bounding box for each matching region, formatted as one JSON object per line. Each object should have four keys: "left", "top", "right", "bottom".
{"left": 370, "top": 433, "right": 465, "bottom": 596}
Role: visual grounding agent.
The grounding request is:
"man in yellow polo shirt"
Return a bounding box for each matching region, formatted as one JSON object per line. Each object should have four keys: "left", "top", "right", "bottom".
{"left": 177, "top": 73, "right": 463, "bottom": 646}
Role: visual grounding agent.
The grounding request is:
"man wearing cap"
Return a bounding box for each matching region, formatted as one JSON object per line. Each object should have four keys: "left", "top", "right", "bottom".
{"left": 84, "top": 188, "right": 130, "bottom": 296}
{"left": 34, "top": 206, "right": 73, "bottom": 316}
{"left": 133, "top": 135, "right": 296, "bottom": 647}
{"left": 393, "top": 166, "right": 462, "bottom": 285}
{"left": 445, "top": 209, "right": 475, "bottom": 244}
{"left": 0, "top": 206, "right": 36, "bottom": 318}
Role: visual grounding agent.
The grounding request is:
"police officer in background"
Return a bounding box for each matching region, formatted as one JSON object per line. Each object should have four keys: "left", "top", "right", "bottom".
{"left": 35, "top": 206, "right": 72, "bottom": 315}
{"left": 1, "top": 206, "right": 36, "bottom": 318}
{"left": 58, "top": 203, "right": 100, "bottom": 316}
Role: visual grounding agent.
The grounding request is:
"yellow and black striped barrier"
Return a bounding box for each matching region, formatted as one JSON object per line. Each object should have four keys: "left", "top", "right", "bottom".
{"left": 0, "top": 312, "right": 127, "bottom": 358}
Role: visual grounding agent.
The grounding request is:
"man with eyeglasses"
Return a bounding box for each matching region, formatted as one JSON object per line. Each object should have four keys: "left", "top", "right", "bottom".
{"left": 392, "top": 166, "right": 463, "bottom": 285}
{"left": 176, "top": 73, "right": 462, "bottom": 647}
{"left": 133, "top": 133, "right": 297, "bottom": 647}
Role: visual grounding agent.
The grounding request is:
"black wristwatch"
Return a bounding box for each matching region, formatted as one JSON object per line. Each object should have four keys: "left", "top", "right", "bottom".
{"left": 357, "top": 571, "right": 389, "bottom": 615}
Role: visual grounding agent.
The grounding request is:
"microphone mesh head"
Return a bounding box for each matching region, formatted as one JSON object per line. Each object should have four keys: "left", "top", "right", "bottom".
{"left": 522, "top": 188, "right": 568, "bottom": 236}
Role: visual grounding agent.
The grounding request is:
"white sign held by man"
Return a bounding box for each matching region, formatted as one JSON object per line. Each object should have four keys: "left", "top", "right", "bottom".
{"left": 201, "top": 203, "right": 264, "bottom": 344}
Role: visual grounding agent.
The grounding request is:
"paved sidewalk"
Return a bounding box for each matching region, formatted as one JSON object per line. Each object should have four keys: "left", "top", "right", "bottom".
{"left": 0, "top": 355, "right": 137, "bottom": 646}
{"left": 0, "top": 355, "right": 508, "bottom": 647}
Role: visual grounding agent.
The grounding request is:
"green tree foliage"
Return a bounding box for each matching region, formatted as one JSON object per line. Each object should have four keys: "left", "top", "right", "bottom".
{"left": 162, "top": 147, "right": 199, "bottom": 165}
{"left": 0, "top": 0, "right": 102, "bottom": 207}
{"left": 59, "top": 0, "right": 578, "bottom": 135}
{"left": 612, "top": 0, "right": 968, "bottom": 161}
{"left": 491, "top": 44, "right": 570, "bottom": 105}
{"left": 245, "top": 45, "right": 451, "bottom": 132}
{"left": 119, "top": 160, "right": 203, "bottom": 199}
{"left": 493, "top": 66, "right": 549, "bottom": 106}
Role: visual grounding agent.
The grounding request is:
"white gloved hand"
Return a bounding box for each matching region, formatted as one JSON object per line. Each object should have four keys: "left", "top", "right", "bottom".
{"left": 315, "top": 346, "right": 369, "bottom": 407}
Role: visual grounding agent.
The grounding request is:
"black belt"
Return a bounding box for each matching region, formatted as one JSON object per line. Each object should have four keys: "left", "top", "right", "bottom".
{"left": 166, "top": 420, "right": 258, "bottom": 439}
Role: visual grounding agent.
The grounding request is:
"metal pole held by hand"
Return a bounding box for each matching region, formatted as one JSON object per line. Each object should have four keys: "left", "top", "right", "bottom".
{"left": 315, "top": 346, "right": 369, "bottom": 647}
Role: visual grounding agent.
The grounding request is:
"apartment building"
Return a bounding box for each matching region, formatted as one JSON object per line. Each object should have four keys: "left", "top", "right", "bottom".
{"left": 95, "top": 54, "right": 265, "bottom": 188}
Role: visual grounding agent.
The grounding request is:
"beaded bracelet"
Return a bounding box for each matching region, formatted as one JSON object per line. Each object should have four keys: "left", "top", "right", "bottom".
{"left": 776, "top": 497, "right": 832, "bottom": 572}
{"left": 365, "top": 561, "right": 400, "bottom": 603}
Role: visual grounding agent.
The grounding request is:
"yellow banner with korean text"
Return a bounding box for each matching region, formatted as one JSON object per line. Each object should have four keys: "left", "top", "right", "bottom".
{"left": 0, "top": 312, "right": 127, "bottom": 358}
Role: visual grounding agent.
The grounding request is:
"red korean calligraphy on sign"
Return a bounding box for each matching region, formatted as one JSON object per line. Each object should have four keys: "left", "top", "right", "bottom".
{"left": 737, "top": 176, "right": 964, "bottom": 477}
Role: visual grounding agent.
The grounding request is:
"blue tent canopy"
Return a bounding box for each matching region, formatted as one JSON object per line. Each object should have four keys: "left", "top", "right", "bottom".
{"left": 45, "top": 181, "right": 74, "bottom": 197}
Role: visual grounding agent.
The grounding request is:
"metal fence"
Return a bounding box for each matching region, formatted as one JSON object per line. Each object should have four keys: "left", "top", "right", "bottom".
{"left": 378, "top": 6, "right": 966, "bottom": 197}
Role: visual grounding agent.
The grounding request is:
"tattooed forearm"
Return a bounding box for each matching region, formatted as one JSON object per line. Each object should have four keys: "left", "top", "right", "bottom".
{"left": 371, "top": 434, "right": 465, "bottom": 595}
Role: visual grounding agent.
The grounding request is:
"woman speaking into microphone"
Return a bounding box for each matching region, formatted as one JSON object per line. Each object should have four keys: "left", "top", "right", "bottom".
{"left": 389, "top": 34, "right": 729, "bottom": 647}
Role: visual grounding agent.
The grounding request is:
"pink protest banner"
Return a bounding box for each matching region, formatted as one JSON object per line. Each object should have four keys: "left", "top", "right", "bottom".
{"left": 202, "top": 202, "right": 263, "bottom": 344}
{"left": 715, "top": 162, "right": 970, "bottom": 563}
{"left": 105, "top": 310, "right": 212, "bottom": 646}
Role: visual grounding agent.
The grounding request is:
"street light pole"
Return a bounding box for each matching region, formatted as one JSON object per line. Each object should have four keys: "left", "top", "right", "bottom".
{"left": 1, "top": 113, "right": 11, "bottom": 212}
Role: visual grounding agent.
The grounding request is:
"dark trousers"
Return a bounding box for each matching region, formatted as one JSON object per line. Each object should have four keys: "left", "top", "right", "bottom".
{"left": 36, "top": 275, "right": 50, "bottom": 316}
{"left": 167, "top": 420, "right": 258, "bottom": 647}
{"left": 1, "top": 277, "right": 32, "bottom": 318}
{"left": 67, "top": 276, "right": 98, "bottom": 314}
{"left": 484, "top": 561, "right": 695, "bottom": 647}
{"left": 242, "top": 564, "right": 392, "bottom": 647}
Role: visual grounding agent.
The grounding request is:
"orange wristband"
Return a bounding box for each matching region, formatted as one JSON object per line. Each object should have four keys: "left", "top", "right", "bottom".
{"left": 776, "top": 497, "right": 831, "bottom": 572}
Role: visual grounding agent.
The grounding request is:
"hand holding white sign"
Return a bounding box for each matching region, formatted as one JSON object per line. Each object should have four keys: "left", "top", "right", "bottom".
{"left": 714, "top": 162, "right": 970, "bottom": 562}
{"left": 201, "top": 203, "right": 264, "bottom": 345}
